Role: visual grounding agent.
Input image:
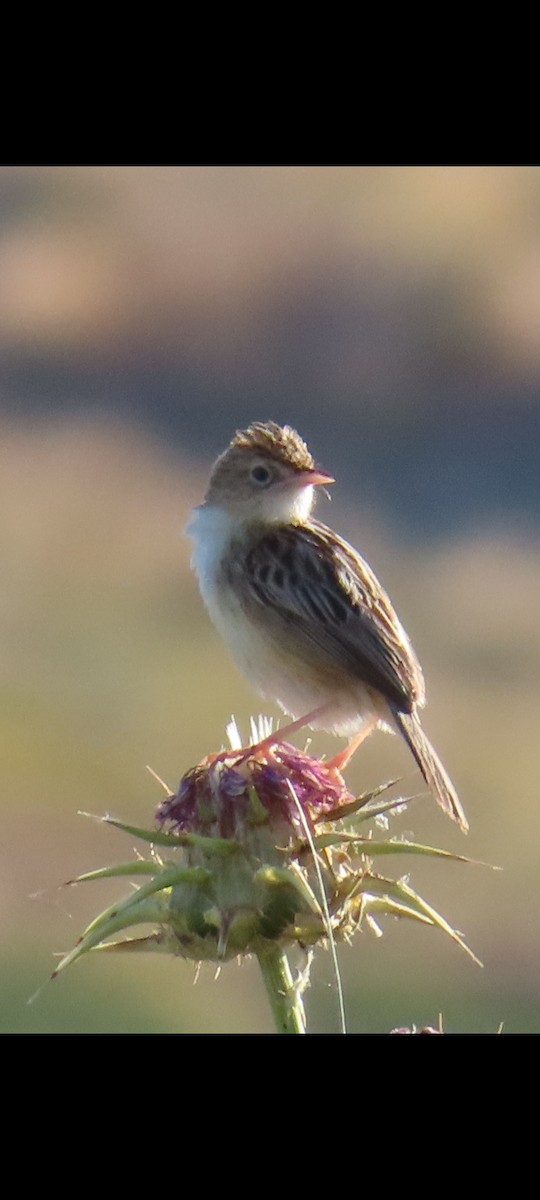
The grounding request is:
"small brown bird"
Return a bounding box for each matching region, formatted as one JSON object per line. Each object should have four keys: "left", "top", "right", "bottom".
{"left": 186, "top": 421, "right": 468, "bottom": 832}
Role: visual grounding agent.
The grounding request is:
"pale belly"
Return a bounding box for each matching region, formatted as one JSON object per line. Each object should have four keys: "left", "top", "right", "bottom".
{"left": 206, "top": 582, "right": 386, "bottom": 737}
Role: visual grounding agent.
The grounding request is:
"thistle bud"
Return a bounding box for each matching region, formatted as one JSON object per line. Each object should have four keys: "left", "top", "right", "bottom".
{"left": 54, "top": 721, "right": 483, "bottom": 1032}
{"left": 153, "top": 739, "right": 357, "bottom": 962}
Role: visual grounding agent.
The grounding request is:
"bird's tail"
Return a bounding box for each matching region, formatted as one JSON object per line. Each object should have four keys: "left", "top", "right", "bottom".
{"left": 392, "top": 708, "right": 469, "bottom": 833}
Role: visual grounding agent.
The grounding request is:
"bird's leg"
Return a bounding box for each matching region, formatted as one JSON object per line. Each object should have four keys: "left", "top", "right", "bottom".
{"left": 247, "top": 704, "right": 335, "bottom": 758}
{"left": 326, "top": 716, "right": 378, "bottom": 772}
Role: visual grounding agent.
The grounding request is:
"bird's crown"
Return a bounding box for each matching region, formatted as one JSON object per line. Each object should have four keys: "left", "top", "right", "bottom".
{"left": 230, "top": 422, "right": 315, "bottom": 473}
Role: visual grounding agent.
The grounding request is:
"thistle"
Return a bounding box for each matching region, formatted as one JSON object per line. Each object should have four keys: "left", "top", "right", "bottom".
{"left": 54, "top": 719, "right": 484, "bottom": 1033}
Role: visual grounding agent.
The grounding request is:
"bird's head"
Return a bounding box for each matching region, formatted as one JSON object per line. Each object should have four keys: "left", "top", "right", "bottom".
{"left": 204, "top": 421, "right": 334, "bottom": 522}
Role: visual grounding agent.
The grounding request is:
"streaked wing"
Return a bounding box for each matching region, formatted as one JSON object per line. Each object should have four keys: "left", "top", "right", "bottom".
{"left": 231, "top": 520, "right": 424, "bottom": 711}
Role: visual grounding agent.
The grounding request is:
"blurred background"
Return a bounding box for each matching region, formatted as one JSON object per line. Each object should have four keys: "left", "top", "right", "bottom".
{"left": 2, "top": 165, "right": 539, "bottom": 1033}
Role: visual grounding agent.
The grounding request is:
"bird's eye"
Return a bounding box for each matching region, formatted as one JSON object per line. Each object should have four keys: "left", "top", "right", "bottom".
{"left": 250, "top": 464, "right": 272, "bottom": 486}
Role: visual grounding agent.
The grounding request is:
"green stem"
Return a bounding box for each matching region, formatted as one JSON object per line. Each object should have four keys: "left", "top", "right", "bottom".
{"left": 256, "top": 942, "right": 306, "bottom": 1034}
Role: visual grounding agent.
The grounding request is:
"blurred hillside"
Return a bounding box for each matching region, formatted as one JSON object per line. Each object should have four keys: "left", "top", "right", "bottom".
{"left": 1, "top": 166, "right": 539, "bottom": 535}
{"left": 1, "top": 166, "right": 539, "bottom": 1032}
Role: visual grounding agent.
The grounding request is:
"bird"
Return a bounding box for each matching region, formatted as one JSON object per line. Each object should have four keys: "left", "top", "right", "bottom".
{"left": 186, "top": 421, "right": 468, "bottom": 832}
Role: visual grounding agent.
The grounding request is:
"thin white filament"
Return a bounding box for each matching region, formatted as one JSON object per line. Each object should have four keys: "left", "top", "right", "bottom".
{"left": 285, "top": 777, "right": 347, "bottom": 1035}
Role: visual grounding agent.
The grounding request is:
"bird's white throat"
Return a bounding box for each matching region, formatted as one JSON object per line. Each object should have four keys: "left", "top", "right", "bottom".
{"left": 186, "top": 484, "right": 316, "bottom": 638}
{"left": 185, "top": 503, "right": 238, "bottom": 599}
{"left": 186, "top": 484, "right": 315, "bottom": 593}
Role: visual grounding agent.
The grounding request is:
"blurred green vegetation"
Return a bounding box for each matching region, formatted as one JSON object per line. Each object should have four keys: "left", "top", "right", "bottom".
{"left": 1, "top": 415, "right": 538, "bottom": 1032}
{"left": 2, "top": 166, "right": 540, "bottom": 1031}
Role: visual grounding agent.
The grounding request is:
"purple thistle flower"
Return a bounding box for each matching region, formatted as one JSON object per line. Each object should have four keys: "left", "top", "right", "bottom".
{"left": 156, "top": 740, "right": 355, "bottom": 838}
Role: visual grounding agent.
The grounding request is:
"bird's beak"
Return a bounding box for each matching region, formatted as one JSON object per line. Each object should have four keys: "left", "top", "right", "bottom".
{"left": 294, "top": 468, "right": 335, "bottom": 489}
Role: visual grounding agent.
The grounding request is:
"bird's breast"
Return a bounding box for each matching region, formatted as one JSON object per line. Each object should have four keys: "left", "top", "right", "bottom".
{"left": 186, "top": 504, "right": 390, "bottom": 735}
{"left": 186, "top": 504, "right": 265, "bottom": 669}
